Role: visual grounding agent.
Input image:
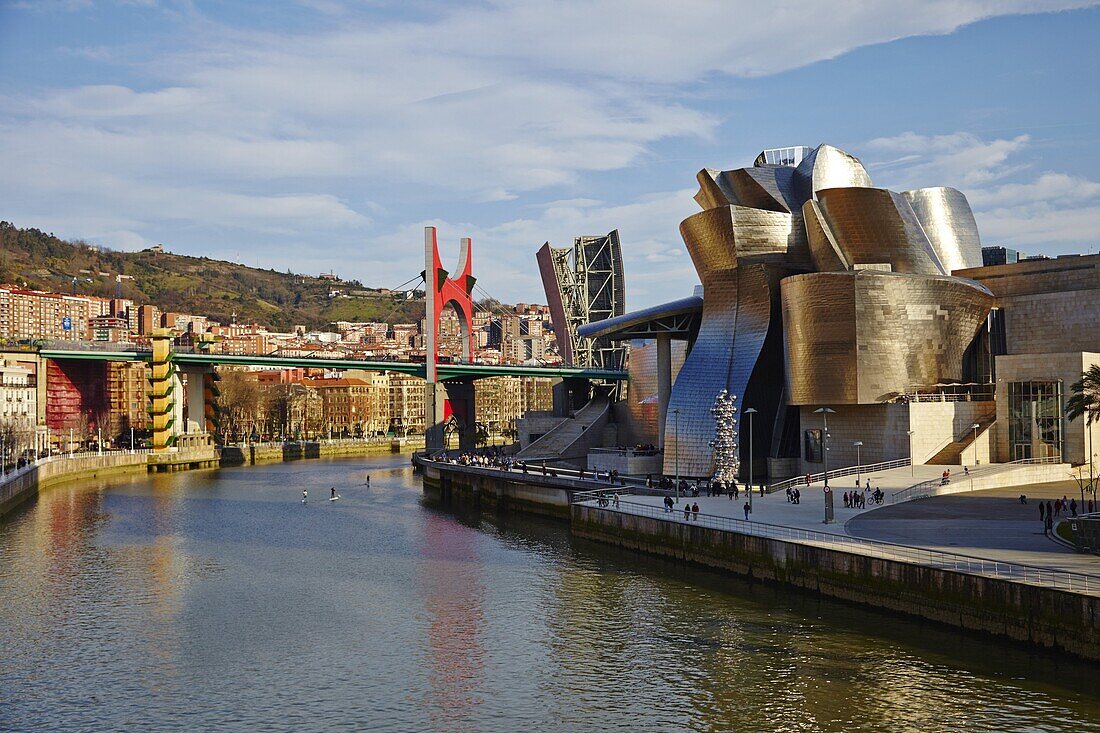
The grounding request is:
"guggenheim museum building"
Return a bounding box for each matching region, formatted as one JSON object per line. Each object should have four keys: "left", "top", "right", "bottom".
{"left": 579, "top": 144, "right": 1100, "bottom": 481}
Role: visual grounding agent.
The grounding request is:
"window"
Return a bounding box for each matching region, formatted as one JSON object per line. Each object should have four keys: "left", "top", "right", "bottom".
{"left": 1007, "top": 381, "right": 1064, "bottom": 461}
{"left": 804, "top": 429, "right": 824, "bottom": 463}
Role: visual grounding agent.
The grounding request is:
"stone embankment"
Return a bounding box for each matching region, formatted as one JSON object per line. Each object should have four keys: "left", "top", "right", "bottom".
{"left": 1, "top": 439, "right": 424, "bottom": 518}
{"left": 417, "top": 457, "right": 1100, "bottom": 662}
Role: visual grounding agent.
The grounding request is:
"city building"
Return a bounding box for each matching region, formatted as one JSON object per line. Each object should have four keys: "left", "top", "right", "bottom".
{"left": 106, "top": 361, "right": 148, "bottom": 436}
{"left": 302, "top": 377, "right": 373, "bottom": 437}
{"left": 0, "top": 359, "right": 36, "bottom": 430}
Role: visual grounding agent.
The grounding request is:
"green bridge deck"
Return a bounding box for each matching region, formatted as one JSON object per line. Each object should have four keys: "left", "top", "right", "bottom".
{"left": 38, "top": 348, "right": 627, "bottom": 381}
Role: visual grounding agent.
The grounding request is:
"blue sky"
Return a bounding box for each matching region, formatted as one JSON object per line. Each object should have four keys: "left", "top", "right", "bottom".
{"left": 1, "top": 1, "right": 1098, "bottom": 308}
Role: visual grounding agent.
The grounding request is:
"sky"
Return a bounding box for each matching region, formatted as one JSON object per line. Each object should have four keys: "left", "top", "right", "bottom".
{"left": 1, "top": 1, "right": 1099, "bottom": 308}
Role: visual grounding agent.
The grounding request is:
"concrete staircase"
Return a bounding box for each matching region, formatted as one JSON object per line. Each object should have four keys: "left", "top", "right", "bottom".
{"left": 927, "top": 415, "right": 996, "bottom": 465}
{"left": 516, "top": 395, "right": 610, "bottom": 465}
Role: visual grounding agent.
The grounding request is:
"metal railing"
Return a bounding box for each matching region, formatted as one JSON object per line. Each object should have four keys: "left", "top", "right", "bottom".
{"left": 767, "top": 458, "right": 911, "bottom": 494}
{"left": 890, "top": 455, "right": 1065, "bottom": 504}
{"left": 573, "top": 496, "right": 1100, "bottom": 595}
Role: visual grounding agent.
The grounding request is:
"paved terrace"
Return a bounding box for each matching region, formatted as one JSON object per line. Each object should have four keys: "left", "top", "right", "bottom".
{"left": 571, "top": 463, "right": 1100, "bottom": 591}
{"left": 429, "top": 456, "right": 1099, "bottom": 593}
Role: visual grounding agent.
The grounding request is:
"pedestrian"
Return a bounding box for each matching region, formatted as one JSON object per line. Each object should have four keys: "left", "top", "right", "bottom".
{"left": 1039, "top": 501, "right": 1046, "bottom": 524}
{"left": 794, "top": 488, "right": 801, "bottom": 505}
{"left": 613, "top": 492, "right": 620, "bottom": 509}
{"left": 1045, "top": 509, "right": 1054, "bottom": 534}
{"left": 1046, "top": 500, "right": 1054, "bottom": 524}
{"left": 1054, "top": 498, "right": 1062, "bottom": 517}
{"left": 684, "top": 502, "right": 691, "bottom": 521}
{"left": 786, "top": 487, "right": 793, "bottom": 503}
{"left": 646, "top": 474, "right": 652, "bottom": 488}
{"left": 692, "top": 502, "right": 700, "bottom": 521}
{"left": 1070, "top": 498, "right": 1077, "bottom": 517}
{"left": 743, "top": 501, "right": 750, "bottom": 521}
{"left": 805, "top": 473, "right": 812, "bottom": 486}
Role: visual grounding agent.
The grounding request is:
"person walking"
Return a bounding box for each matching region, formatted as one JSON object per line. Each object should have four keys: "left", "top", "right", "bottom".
{"left": 743, "top": 501, "right": 750, "bottom": 521}
{"left": 1070, "top": 497, "right": 1078, "bottom": 517}
{"left": 1039, "top": 501, "right": 1046, "bottom": 526}
{"left": 684, "top": 502, "right": 691, "bottom": 521}
{"left": 1046, "top": 500, "right": 1054, "bottom": 526}
{"left": 793, "top": 488, "right": 801, "bottom": 505}
{"left": 1045, "top": 508, "right": 1054, "bottom": 534}
{"left": 692, "top": 502, "right": 700, "bottom": 521}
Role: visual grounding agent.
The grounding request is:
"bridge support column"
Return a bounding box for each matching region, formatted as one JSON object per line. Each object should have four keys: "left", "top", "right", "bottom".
{"left": 148, "top": 330, "right": 178, "bottom": 452}
{"left": 179, "top": 366, "right": 215, "bottom": 435}
{"left": 424, "top": 379, "right": 478, "bottom": 453}
{"left": 656, "top": 333, "right": 672, "bottom": 451}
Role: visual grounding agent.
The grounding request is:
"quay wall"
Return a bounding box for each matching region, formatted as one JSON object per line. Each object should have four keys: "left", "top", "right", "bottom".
{"left": 418, "top": 459, "right": 1100, "bottom": 662}
{"left": 572, "top": 504, "right": 1100, "bottom": 662}
{"left": 0, "top": 453, "right": 148, "bottom": 517}
{"left": 420, "top": 459, "right": 593, "bottom": 519}
{"left": 2, "top": 441, "right": 424, "bottom": 519}
{"left": 219, "top": 439, "right": 424, "bottom": 467}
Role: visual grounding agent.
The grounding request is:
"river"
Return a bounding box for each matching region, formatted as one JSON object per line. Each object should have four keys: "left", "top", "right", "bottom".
{"left": 1, "top": 455, "right": 1097, "bottom": 732}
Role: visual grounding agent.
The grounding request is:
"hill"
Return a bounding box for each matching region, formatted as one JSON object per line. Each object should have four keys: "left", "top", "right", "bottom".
{"left": 0, "top": 222, "right": 424, "bottom": 331}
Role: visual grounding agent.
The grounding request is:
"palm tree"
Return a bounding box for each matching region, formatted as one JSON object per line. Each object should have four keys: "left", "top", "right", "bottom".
{"left": 1066, "top": 364, "right": 1100, "bottom": 501}
{"left": 1066, "top": 365, "right": 1100, "bottom": 426}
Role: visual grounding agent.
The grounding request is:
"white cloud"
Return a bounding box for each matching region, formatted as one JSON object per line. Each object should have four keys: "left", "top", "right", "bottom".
{"left": 2, "top": 0, "right": 1099, "bottom": 303}
{"left": 864, "top": 131, "right": 1031, "bottom": 188}
{"left": 867, "top": 132, "right": 1100, "bottom": 252}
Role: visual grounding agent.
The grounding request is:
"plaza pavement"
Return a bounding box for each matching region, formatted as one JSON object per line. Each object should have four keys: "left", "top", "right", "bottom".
{"left": 586, "top": 463, "right": 1100, "bottom": 577}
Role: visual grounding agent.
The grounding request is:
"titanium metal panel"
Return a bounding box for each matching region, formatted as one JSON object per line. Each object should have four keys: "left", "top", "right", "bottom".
{"left": 903, "top": 186, "right": 983, "bottom": 273}
{"left": 794, "top": 144, "right": 873, "bottom": 202}
{"left": 624, "top": 338, "right": 688, "bottom": 446}
{"left": 663, "top": 263, "right": 787, "bottom": 477}
{"left": 816, "top": 187, "right": 946, "bottom": 275}
{"left": 782, "top": 271, "right": 994, "bottom": 405}
{"left": 680, "top": 206, "right": 799, "bottom": 273}
{"left": 694, "top": 168, "right": 738, "bottom": 210}
{"left": 803, "top": 199, "right": 850, "bottom": 272}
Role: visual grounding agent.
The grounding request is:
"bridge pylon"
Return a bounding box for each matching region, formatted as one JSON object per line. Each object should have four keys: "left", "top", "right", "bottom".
{"left": 423, "top": 226, "right": 478, "bottom": 453}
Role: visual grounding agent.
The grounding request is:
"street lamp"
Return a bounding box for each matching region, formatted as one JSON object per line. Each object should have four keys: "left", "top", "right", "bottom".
{"left": 907, "top": 430, "right": 915, "bottom": 476}
{"left": 971, "top": 423, "right": 980, "bottom": 465}
{"left": 813, "top": 407, "right": 835, "bottom": 487}
{"left": 814, "top": 407, "right": 836, "bottom": 524}
{"left": 672, "top": 407, "right": 681, "bottom": 502}
{"left": 744, "top": 407, "right": 757, "bottom": 511}
{"left": 854, "top": 440, "right": 863, "bottom": 486}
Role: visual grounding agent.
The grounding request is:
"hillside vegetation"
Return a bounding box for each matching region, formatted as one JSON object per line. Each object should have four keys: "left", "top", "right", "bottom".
{"left": 0, "top": 222, "right": 424, "bottom": 331}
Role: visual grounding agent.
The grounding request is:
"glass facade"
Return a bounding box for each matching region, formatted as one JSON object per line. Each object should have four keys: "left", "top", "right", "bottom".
{"left": 1007, "top": 381, "right": 1064, "bottom": 461}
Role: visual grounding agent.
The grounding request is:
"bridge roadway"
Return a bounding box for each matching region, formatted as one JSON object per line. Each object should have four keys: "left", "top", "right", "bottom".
{"left": 37, "top": 346, "right": 628, "bottom": 382}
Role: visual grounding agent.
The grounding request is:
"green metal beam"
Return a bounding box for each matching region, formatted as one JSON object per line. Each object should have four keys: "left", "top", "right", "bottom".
{"left": 37, "top": 348, "right": 628, "bottom": 381}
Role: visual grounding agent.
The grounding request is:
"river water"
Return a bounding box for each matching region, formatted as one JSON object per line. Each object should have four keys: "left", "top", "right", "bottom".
{"left": 1, "top": 455, "right": 1097, "bottom": 732}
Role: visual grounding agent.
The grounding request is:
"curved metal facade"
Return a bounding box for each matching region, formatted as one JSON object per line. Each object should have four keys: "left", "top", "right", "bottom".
{"left": 603, "top": 142, "right": 996, "bottom": 477}
{"left": 815, "top": 187, "right": 945, "bottom": 274}
{"left": 902, "top": 186, "right": 983, "bottom": 273}
{"left": 782, "top": 271, "right": 994, "bottom": 405}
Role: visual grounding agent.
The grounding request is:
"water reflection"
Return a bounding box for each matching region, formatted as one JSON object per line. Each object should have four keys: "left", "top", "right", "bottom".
{"left": 419, "top": 512, "right": 486, "bottom": 732}
{"left": 0, "top": 458, "right": 1097, "bottom": 732}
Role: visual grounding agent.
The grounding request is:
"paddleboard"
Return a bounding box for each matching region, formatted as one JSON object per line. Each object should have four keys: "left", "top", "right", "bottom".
{"left": 329, "top": 496, "right": 340, "bottom": 502}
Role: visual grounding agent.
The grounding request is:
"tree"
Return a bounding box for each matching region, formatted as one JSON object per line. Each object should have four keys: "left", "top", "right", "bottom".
{"left": 216, "top": 370, "right": 264, "bottom": 442}
{"left": 1066, "top": 365, "right": 1100, "bottom": 426}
